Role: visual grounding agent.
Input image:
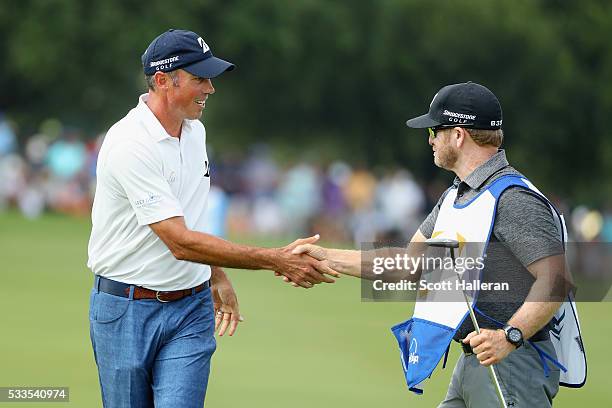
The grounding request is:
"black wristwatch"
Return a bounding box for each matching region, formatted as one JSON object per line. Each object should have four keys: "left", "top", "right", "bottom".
{"left": 503, "top": 325, "right": 523, "bottom": 348}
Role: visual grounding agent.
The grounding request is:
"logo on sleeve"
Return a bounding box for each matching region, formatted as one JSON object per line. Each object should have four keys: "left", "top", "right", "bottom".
{"left": 204, "top": 160, "right": 210, "bottom": 178}
{"left": 134, "top": 193, "right": 162, "bottom": 208}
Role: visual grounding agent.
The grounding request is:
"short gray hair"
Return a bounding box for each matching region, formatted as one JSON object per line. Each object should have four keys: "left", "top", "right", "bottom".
{"left": 145, "top": 70, "right": 180, "bottom": 91}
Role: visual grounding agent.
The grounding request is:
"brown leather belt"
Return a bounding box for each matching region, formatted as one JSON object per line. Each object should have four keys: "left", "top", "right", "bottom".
{"left": 96, "top": 276, "right": 210, "bottom": 303}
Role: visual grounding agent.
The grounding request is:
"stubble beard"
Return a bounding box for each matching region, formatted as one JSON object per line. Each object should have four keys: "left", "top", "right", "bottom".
{"left": 435, "top": 143, "right": 459, "bottom": 170}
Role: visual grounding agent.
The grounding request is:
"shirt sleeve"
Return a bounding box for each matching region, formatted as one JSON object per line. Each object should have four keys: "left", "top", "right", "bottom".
{"left": 106, "top": 143, "right": 184, "bottom": 226}
{"left": 493, "top": 187, "right": 564, "bottom": 267}
{"left": 418, "top": 187, "right": 452, "bottom": 238}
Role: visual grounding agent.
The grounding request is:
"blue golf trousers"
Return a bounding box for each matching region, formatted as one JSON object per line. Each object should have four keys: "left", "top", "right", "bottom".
{"left": 89, "top": 280, "right": 216, "bottom": 408}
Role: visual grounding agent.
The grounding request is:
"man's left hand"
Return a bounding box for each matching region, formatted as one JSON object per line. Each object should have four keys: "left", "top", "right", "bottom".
{"left": 463, "top": 329, "right": 515, "bottom": 366}
{"left": 211, "top": 269, "right": 244, "bottom": 336}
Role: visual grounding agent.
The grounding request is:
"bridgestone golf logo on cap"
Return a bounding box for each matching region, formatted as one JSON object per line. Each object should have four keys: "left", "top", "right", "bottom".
{"left": 150, "top": 56, "right": 180, "bottom": 68}
{"left": 442, "top": 110, "right": 476, "bottom": 121}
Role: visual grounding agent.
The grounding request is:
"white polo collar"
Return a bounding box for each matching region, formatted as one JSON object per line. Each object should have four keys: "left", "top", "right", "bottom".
{"left": 136, "top": 94, "right": 192, "bottom": 142}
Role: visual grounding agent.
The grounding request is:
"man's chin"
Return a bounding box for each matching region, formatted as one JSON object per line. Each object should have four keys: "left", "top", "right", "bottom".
{"left": 434, "top": 158, "right": 453, "bottom": 171}
{"left": 188, "top": 110, "right": 204, "bottom": 120}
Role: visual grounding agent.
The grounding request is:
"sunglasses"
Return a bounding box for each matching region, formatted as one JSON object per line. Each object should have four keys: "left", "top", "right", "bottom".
{"left": 427, "top": 124, "right": 474, "bottom": 138}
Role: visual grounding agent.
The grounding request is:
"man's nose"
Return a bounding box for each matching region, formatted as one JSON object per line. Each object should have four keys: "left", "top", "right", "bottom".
{"left": 203, "top": 79, "right": 215, "bottom": 94}
{"left": 428, "top": 135, "right": 435, "bottom": 146}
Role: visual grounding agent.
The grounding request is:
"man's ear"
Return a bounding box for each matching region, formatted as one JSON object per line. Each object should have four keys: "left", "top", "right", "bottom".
{"left": 455, "top": 127, "right": 468, "bottom": 148}
{"left": 154, "top": 72, "right": 169, "bottom": 90}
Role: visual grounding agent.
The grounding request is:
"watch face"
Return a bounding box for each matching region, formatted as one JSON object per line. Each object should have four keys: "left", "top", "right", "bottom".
{"left": 509, "top": 329, "right": 521, "bottom": 343}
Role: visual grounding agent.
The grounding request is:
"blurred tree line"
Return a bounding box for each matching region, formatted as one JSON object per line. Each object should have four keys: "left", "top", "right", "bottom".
{"left": 0, "top": 0, "right": 610, "bottom": 204}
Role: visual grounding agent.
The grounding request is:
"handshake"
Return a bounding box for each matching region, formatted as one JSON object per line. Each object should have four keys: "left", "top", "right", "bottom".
{"left": 269, "top": 235, "right": 427, "bottom": 287}
{"left": 271, "top": 234, "right": 340, "bottom": 289}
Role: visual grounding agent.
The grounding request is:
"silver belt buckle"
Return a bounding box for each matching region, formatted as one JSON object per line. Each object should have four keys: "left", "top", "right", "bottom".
{"left": 155, "top": 291, "right": 171, "bottom": 303}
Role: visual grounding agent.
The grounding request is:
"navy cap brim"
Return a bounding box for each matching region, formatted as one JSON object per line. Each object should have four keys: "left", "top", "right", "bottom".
{"left": 405, "top": 113, "right": 441, "bottom": 129}
{"left": 183, "top": 56, "right": 235, "bottom": 79}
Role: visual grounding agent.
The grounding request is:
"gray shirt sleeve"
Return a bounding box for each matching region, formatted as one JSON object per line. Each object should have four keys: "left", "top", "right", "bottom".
{"left": 493, "top": 187, "right": 564, "bottom": 267}
{"left": 418, "top": 187, "right": 452, "bottom": 239}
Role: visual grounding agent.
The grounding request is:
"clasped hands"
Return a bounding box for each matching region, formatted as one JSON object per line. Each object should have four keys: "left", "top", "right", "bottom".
{"left": 273, "top": 235, "right": 333, "bottom": 288}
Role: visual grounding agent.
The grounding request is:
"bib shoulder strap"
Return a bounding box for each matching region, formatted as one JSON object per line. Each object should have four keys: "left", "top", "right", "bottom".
{"left": 484, "top": 174, "right": 567, "bottom": 248}
{"left": 484, "top": 174, "right": 529, "bottom": 199}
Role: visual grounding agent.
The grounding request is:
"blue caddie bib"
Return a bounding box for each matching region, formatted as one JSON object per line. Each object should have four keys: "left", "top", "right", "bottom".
{"left": 391, "top": 175, "right": 586, "bottom": 394}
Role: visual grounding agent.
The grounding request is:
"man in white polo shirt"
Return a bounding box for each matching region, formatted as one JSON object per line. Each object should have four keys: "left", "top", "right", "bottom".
{"left": 87, "top": 29, "right": 338, "bottom": 408}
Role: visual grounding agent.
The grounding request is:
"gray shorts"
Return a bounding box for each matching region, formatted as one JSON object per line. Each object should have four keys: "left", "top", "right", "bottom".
{"left": 438, "top": 340, "right": 560, "bottom": 408}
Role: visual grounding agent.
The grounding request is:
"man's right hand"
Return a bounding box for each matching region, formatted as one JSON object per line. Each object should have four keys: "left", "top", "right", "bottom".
{"left": 272, "top": 235, "right": 339, "bottom": 289}
{"left": 272, "top": 241, "right": 333, "bottom": 287}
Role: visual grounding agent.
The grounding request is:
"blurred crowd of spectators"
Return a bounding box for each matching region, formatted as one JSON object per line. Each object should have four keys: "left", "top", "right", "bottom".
{"left": 209, "top": 145, "right": 433, "bottom": 245}
{"left": 0, "top": 116, "right": 98, "bottom": 220}
{"left": 1, "top": 114, "right": 612, "bottom": 247}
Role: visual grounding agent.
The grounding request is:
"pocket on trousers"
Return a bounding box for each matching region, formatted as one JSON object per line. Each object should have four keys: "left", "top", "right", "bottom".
{"left": 90, "top": 291, "right": 130, "bottom": 324}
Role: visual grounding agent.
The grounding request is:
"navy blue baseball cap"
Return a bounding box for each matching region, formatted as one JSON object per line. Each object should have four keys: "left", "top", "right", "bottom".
{"left": 406, "top": 82, "right": 503, "bottom": 130}
{"left": 142, "top": 29, "right": 235, "bottom": 78}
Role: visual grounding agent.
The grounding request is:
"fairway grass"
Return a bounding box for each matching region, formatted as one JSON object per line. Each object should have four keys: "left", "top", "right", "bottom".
{"left": 0, "top": 211, "right": 609, "bottom": 407}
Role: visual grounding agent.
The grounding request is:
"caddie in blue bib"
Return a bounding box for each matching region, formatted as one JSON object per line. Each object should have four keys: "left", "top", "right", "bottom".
{"left": 391, "top": 174, "right": 587, "bottom": 395}
{"left": 397, "top": 82, "right": 588, "bottom": 405}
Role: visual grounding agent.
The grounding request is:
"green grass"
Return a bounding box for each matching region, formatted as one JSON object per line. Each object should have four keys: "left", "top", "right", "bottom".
{"left": 0, "top": 211, "right": 609, "bottom": 407}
